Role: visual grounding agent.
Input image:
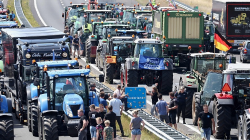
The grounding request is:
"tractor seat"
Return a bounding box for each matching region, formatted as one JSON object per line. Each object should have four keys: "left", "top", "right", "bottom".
{"left": 63, "top": 85, "right": 73, "bottom": 91}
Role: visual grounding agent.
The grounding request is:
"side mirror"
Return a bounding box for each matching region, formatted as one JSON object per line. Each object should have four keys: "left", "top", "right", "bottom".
{"left": 33, "top": 78, "right": 40, "bottom": 86}
{"left": 62, "top": 13, "right": 64, "bottom": 18}
{"left": 99, "top": 75, "right": 104, "bottom": 82}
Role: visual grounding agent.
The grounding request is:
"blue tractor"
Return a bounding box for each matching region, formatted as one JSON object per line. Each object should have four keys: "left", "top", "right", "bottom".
{"left": 0, "top": 79, "right": 14, "bottom": 140}
{"left": 27, "top": 60, "right": 80, "bottom": 136}
{"left": 32, "top": 69, "right": 101, "bottom": 139}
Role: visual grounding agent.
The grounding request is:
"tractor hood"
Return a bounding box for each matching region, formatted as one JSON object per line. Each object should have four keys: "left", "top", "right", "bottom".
{"left": 63, "top": 94, "right": 83, "bottom": 118}
{"left": 30, "top": 83, "right": 38, "bottom": 99}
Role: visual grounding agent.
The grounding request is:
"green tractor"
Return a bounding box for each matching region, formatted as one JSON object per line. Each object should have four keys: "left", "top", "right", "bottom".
{"left": 123, "top": 9, "right": 152, "bottom": 26}
{"left": 178, "top": 52, "right": 236, "bottom": 118}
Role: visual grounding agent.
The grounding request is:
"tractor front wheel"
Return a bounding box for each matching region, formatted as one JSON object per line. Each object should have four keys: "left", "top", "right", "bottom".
{"left": 125, "top": 68, "right": 138, "bottom": 87}
{"left": 104, "top": 63, "right": 114, "bottom": 84}
{"left": 0, "top": 116, "right": 14, "bottom": 140}
{"left": 192, "top": 92, "right": 202, "bottom": 125}
{"left": 42, "top": 115, "right": 58, "bottom": 140}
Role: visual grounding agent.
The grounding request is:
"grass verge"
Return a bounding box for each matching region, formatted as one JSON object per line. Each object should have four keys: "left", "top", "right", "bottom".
{"left": 21, "top": 0, "right": 40, "bottom": 27}
{"left": 7, "top": 0, "right": 20, "bottom": 26}
{"left": 116, "top": 114, "right": 161, "bottom": 140}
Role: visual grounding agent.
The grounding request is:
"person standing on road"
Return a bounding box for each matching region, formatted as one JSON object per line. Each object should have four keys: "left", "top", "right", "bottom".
{"left": 114, "top": 85, "right": 128, "bottom": 110}
{"left": 109, "top": 93, "right": 125, "bottom": 137}
{"left": 168, "top": 92, "right": 178, "bottom": 130}
{"left": 175, "top": 86, "right": 187, "bottom": 124}
{"left": 72, "top": 34, "right": 80, "bottom": 58}
{"left": 146, "top": 87, "right": 159, "bottom": 117}
{"left": 97, "top": 104, "right": 106, "bottom": 126}
{"left": 100, "top": 93, "right": 108, "bottom": 110}
{"left": 96, "top": 117, "right": 104, "bottom": 140}
{"left": 129, "top": 110, "right": 145, "bottom": 140}
{"left": 104, "top": 106, "right": 117, "bottom": 139}
{"left": 77, "top": 109, "right": 89, "bottom": 140}
{"left": 198, "top": 104, "right": 215, "bottom": 140}
{"left": 89, "top": 104, "right": 100, "bottom": 140}
{"left": 156, "top": 94, "right": 169, "bottom": 124}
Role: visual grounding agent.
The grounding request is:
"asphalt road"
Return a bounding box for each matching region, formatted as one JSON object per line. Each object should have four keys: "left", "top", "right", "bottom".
{"left": 15, "top": 0, "right": 243, "bottom": 139}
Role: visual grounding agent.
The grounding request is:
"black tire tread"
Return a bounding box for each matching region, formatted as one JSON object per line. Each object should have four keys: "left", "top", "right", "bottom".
{"left": 105, "top": 63, "right": 114, "bottom": 84}
{"left": 127, "top": 70, "right": 138, "bottom": 87}
{"left": 0, "top": 116, "right": 14, "bottom": 140}
{"left": 213, "top": 100, "right": 231, "bottom": 139}
{"left": 43, "top": 115, "right": 58, "bottom": 140}
{"left": 192, "top": 92, "right": 202, "bottom": 125}
{"left": 85, "top": 39, "right": 91, "bottom": 62}
{"left": 185, "top": 88, "right": 195, "bottom": 118}
{"left": 158, "top": 70, "right": 173, "bottom": 95}
{"left": 31, "top": 104, "right": 38, "bottom": 136}
{"left": 28, "top": 102, "right": 32, "bottom": 132}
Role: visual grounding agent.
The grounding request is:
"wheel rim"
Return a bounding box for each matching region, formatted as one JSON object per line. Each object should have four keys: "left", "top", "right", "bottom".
{"left": 238, "top": 119, "right": 242, "bottom": 140}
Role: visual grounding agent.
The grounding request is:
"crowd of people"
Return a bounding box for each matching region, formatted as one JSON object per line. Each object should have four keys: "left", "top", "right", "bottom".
{"left": 147, "top": 86, "right": 215, "bottom": 140}
{"left": 78, "top": 84, "right": 145, "bottom": 140}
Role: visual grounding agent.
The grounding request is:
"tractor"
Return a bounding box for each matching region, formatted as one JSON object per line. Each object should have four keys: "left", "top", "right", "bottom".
{"left": 178, "top": 52, "right": 235, "bottom": 118}
{"left": 120, "top": 38, "right": 173, "bottom": 95}
{"left": 192, "top": 63, "right": 250, "bottom": 139}
{"left": 33, "top": 69, "right": 102, "bottom": 139}
{"left": 97, "top": 36, "right": 135, "bottom": 84}
{"left": 26, "top": 60, "right": 80, "bottom": 136}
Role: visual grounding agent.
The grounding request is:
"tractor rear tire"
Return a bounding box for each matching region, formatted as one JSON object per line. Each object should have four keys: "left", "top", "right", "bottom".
{"left": 85, "top": 39, "right": 91, "bottom": 62}
{"left": 238, "top": 117, "right": 242, "bottom": 140}
{"left": 104, "top": 63, "right": 114, "bottom": 84}
{"left": 243, "top": 114, "right": 250, "bottom": 140}
{"left": 213, "top": 99, "right": 231, "bottom": 139}
{"left": 42, "top": 115, "right": 58, "bottom": 140}
{"left": 126, "top": 69, "right": 138, "bottom": 87}
{"left": 28, "top": 102, "right": 32, "bottom": 132}
{"left": 185, "top": 88, "right": 195, "bottom": 118}
{"left": 192, "top": 92, "right": 202, "bottom": 125}
{"left": 158, "top": 70, "right": 173, "bottom": 95}
{"left": 0, "top": 116, "right": 14, "bottom": 140}
{"left": 31, "top": 103, "right": 38, "bottom": 136}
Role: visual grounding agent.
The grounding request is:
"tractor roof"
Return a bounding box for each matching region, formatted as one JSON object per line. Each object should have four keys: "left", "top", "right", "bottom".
{"left": 0, "top": 21, "right": 17, "bottom": 27}
{"left": 103, "top": 24, "right": 129, "bottom": 27}
{"left": 111, "top": 36, "right": 134, "bottom": 41}
{"left": 190, "top": 52, "right": 226, "bottom": 57}
{"left": 223, "top": 63, "right": 250, "bottom": 74}
{"left": 36, "top": 60, "right": 78, "bottom": 68}
{"left": 17, "top": 38, "right": 68, "bottom": 44}
{"left": 47, "top": 69, "right": 90, "bottom": 77}
{"left": 85, "top": 10, "right": 112, "bottom": 12}
{"left": 134, "top": 39, "right": 162, "bottom": 44}
{"left": 116, "top": 30, "right": 145, "bottom": 34}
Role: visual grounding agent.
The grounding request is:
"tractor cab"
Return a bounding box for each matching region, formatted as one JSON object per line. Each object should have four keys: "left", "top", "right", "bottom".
{"left": 134, "top": 39, "right": 163, "bottom": 58}
{"left": 135, "top": 14, "right": 152, "bottom": 30}
{"left": 103, "top": 24, "right": 130, "bottom": 39}
{"left": 116, "top": 30, "right": 146, "bottom": 38}
{"left": 204, "top": 20, "right": 215, "bottom": 52}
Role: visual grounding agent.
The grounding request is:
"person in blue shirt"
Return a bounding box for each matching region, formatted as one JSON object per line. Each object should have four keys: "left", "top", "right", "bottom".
{"left": 99, "top": 92, "right": 108, "bottom": 110}
{"left": 156, "top": 94, "right": 169, "bottom": 124}
{"left": 10, "top": 11, "right": 15, "bottom": 21}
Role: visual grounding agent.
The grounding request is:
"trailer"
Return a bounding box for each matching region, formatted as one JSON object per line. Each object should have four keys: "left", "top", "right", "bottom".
{"left": 212, "top": 0, "right": 250, "bottom": 53}
{"left": 152, "top": 10, "right": 204, "bottom": 70}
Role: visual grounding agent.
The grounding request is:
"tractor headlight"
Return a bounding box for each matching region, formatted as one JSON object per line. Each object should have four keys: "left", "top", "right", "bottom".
{"left": 26, "top": 53, "right": 31, "bottom": 59}
{"left": 62, "top": 52, "right": 68, "bottom": 57}
{"left": 66, "top": 104, "right": 73, "bottom": 117}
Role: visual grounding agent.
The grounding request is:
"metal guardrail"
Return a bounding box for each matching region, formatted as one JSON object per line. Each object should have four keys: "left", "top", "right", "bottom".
{"left": 87, "top": 78, "right": 190, "bottom": 140}
{"left": 14, "top": 0, "right": 32, "bottom": 27}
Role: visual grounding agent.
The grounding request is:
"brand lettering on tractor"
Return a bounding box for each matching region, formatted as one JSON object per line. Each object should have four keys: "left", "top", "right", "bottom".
{"left": 176, "top": 13, "right": 193, "bottom": 17}
{"left": 32, "top": 53, "right": 61, "bottom": 57}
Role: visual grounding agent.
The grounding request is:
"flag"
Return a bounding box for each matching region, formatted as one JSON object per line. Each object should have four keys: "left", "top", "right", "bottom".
{"left": 214, "top": 28, "right": 232, "bottom": 52}
{"left": 52, "top": 49, "right": 55, "bottom": 61}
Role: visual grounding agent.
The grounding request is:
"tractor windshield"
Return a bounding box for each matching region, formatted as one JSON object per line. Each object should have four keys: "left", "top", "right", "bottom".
{"left": 53, "top": 76, "right": 87, "bottom": 104}
{"left": 74, "top": 17, "right": 85, "bottom": 34}
{"left": 195, "top": 59, "right": 225, "bottom": 74}
{"left": 113, "top": 43, "right": 132, "bottom": 56}
{"left": 203, "top": 72, "right": 223, "bottom": 98}
{"left": 204, "top": 24, "right": 214, "bottom": 35}
{"left": 93, "top": 24, "right": 103, "bottom": 36}
{"left": 134, "top": 44, "right": 162, "bottom": 58}
{"left": 136, "top": 17, "right": 151, "bottom": 29}
{"left": 146, "top": 22, "right": 152, "bottom": 33}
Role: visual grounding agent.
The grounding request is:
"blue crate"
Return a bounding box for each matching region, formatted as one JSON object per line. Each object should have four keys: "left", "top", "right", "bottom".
{"left": 125, "top": 87, "right": 146, "bottom": 109}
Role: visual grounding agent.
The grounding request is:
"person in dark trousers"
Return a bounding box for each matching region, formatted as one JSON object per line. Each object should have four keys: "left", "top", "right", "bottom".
{"left": 156, "top": 94, "right": 169, "bottom": 124}
{"left": 175, "top": 86, "right": 187, "bottom": 124}
{"left": 104, "top": 106, "right": 117, "bottom": 139}
{"left": 97, "top": 104, "right": 106, "bottom": 126}
{"left": 72, "top": 34, "right": 80, "bottom": 58}
{"left": 109, "top": 93, "right": 125, "bottom": 137}
{"left": 198, "top": 104, "right": 215, "bottom": 140}
{"left": 77, "top": 109, "right": 89, "bottom": 140}
{"left": 146, "top": 86, "right": 159, "bottom": 117}
{"left": 169, "top": 92, "right": 178, "bottom": 130}
{"left": 88, "top": 104, "right": 100, "bottom": 140}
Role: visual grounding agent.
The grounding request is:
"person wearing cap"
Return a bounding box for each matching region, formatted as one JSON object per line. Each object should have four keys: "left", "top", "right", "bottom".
{"left": 90, "top": 83, "right": 97, "bottom": 92}
{"left": 89, "top": 84, "right": 99, "bottom": 107}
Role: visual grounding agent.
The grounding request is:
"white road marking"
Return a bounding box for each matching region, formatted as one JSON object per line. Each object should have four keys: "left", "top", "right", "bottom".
{"left": 34, "top": 0, "right": 47, "bottom": 26}
{"left": 81, "top": 58, "right": 104, "bottom": 74}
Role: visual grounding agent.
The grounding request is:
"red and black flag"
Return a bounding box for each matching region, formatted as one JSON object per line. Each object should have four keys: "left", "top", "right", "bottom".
{"left": 214, "top": 28, "right": 232, "bottom": 51}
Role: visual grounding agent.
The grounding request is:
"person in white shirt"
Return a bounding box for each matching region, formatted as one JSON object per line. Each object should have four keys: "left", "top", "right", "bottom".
{"left": 109, "top": 93, "right": 125, "bottom": 137}
{"left": 114, "top": 85, "right": 128, "bottom": 110}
